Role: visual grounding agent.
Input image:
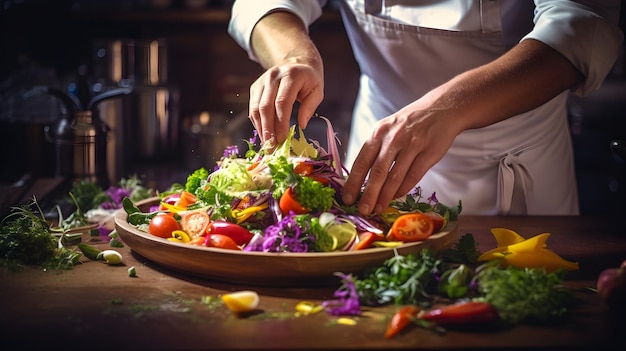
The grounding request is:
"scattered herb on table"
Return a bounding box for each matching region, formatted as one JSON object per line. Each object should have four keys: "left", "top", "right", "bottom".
{"left": 353, "top": 249, "right": 441, "bottom": 306}
{"left": 0, "top": 198, "right": 81, "bottom": 271}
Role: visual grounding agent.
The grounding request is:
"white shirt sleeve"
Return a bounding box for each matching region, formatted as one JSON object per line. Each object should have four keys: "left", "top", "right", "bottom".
{"left": 228, "top": 0, "right": 327, "bottom": 62}
{"left": 523, "top": 0, "right": 624, "bottom": 96}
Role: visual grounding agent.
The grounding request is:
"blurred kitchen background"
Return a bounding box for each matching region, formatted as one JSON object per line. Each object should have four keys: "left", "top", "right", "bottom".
{"left": 0, "top": 0, "right": 624, "bottom": 215}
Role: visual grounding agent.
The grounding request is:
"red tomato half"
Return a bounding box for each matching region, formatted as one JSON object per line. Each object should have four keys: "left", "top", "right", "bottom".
{"left": 149, "top": 214, "right": 181, "bottom": 238}
{"left": 279, "top": 187, "right": 309, "bottom": 215}
{"left": 388, "top": 213, "right": 434, "bottom": 242}
{"left": 180, "top": 210, "right": 210, "bottom": 237}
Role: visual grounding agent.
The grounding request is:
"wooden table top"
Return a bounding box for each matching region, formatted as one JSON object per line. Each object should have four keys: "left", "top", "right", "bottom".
{"left": 1, "top": 215, "right": 625, "bottom": 350}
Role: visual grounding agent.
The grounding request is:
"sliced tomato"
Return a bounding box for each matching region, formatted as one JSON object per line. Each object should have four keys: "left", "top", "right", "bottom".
{"left": 180, "top": 210, "right": 210, "bottom": 237}
{"left": 205, "top": 234, "right": 241, "bottom": 250}
{"left": 308, "top": 174, "right": 330, "bottom": 185}
{"left": 175, "top": 190, "right": 197, "bottom": 209}
{"left": 388, "top": 213, "right": 434, "bottom": 242}
{"left": 207, "top": 220, "right": 254, "bottom": 246}
{"left": 279, "top": 187, "right": 309, "bottom": 215}
{"left": 149, "top": 214, "right": 181, "bottom": 239}
{"left": 423, "top": 211, "right": 446, "bottom": 233}
{"left": 294, "top": 162, "right": 314, "bottom": 176}
{"left": 354, "top": 231, "right": 385, "bottom": 250}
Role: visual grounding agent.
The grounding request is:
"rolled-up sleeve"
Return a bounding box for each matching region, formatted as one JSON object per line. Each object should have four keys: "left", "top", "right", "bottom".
{"left": 228, "top": 0, "right": 326, "bottom": 62}
{"left": 523, "top": 0, "right": 624, "bottom": 96}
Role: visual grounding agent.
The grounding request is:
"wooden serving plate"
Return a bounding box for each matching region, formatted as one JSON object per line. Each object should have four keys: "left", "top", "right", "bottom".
{"left": 114, "top": 197, "right": 458, "bottom": 287}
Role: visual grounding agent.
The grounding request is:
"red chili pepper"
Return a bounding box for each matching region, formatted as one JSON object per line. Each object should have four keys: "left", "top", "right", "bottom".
{"left": 384, "top": 305, "right": 420, "bottom": 339}
{"left": 421, "top": 301, "right": 498, "bottom": 326}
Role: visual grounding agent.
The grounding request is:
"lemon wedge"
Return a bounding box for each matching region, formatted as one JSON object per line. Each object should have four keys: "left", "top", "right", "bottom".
{"left": 221, "top": 290, "right": 259, "bottom": 313}
{"left": 326, "top": 221, "right": 357, "bottom": 251}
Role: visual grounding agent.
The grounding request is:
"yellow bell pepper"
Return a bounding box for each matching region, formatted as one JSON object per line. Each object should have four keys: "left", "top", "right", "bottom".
{"left": 478, "top": 228, "right": 579, "bottom": 272}
{"left": 167, "top": 230, "right": 191, "bottom": 244}
{"left": 231, "top": 202, "right": 269, "bottom": 224}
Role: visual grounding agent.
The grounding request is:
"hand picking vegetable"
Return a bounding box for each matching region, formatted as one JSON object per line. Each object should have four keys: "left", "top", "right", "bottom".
{"left": 596, "top": 259, "right": 626, "bottom": 311}
{"left": 123, "top": 116, "right": 461, "bottom": 253}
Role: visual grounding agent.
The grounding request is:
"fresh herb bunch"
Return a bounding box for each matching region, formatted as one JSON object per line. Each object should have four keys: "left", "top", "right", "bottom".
{"left": 473, "top": 261, "right": 572, "bottom": 324}
{"left": 442, "top": 233, "right": 482, "bottom": 264}
{"left": 66, "top": 180, "right": 110, "bottom": 212}
{"left": 354, "top": 249, "right": 441, "bottom": 306}
{"left": 0, "top": 199, "right": 81, "bottom": 271}
{"left": 337, "top": 234, "right": 573, "bottom": 326}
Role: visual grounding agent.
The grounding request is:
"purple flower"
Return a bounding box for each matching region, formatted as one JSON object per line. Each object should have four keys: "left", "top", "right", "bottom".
{"left": 249, "top": 130, "right": 259, "bottom": 145}
{"left": 223, "top": 145, "right": 239, "bottom": 158}
{"left": 427, "top": 191, "right": 439, "bottom": 205}
{"left": 101, "top": 187, "right": 132, "bottom": 209}
{"left": 322, "top": 273, "right": 361, "bottom": 316}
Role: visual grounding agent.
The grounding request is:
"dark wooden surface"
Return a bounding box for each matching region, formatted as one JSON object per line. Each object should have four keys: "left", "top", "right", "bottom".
{"left": 1, "top": 215, "right": 625, "bottom": 350}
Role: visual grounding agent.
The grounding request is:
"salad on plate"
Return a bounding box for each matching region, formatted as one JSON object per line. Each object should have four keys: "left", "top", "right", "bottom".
{"left": 123, "top": 115, "right": 462, "bottom": 253}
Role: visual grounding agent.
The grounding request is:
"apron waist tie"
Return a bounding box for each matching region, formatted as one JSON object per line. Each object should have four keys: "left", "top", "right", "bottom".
{"left": 497, "top": 153, "right": 532, "bottom": 215}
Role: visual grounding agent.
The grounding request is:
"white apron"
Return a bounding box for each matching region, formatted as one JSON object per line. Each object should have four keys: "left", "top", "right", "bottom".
{"left": 340, "top": 0, "right": 579, "bottom": 215}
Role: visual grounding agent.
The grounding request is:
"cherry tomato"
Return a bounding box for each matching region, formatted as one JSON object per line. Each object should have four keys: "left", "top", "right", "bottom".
{"left": 423, "top": 211, "right": 446, "bottom": 233}
{"left": 207, "top": 220, "right": 254, "bottom": 246}
{"left": 149, "top": 214, "right": 181, "bottom": 239}
{"left": 388, "top": 213, "right": 434, "bottom": 242}
{"left": 279, "top": 187, "right": 309, "bottom": 215}
{"left": 188, "top": 236, "right": 206, "bottom": 246}
{"left": 180, "top": 210, "right": 210, "bottom": 237}
{"left": 385, "top": 305, "right": 420, "bottom": 339}
{"left": 205, "top": 234, "right": 241, "bottom": 250}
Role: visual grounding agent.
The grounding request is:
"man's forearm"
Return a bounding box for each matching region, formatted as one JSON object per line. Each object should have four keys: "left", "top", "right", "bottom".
{"left": 251, "top": 11, "right": 323, "bottom": 73}
{"left": 417, "top": 39, "right": 584, "bottom": 134}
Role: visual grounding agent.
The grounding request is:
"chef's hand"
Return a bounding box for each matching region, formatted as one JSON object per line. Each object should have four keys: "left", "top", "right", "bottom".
{"left": 341, "top": 102, "right": 460, "bottom": 216}
{"left": 248, "top": 58, "right": 324, "bottom": 146}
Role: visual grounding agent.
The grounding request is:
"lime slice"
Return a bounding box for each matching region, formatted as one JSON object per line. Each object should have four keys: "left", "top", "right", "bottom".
{"left": 326, "top": 221, "right": 357, "bottom": 251}
{"left": 221, "top": 290, "right": 259, "bottom": 313}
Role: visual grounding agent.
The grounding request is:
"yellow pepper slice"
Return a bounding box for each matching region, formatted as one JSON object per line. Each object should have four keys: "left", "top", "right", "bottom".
{"left": 232, "top": 202, "right": 269, "bottom": 224}
{"left": 491, "top": 227, "right": 526, "bottom": 247}
{"left": 295, "top": 301, "right": 323, "bottom": 315}
{"left": 159, "top": 202, "right": 186, "bottom": 214}
{"left": 169, "top": 230, "right": 191, "bottom": 243}
{"left": 478, "top": 228, "right": 579, "bottom": 272}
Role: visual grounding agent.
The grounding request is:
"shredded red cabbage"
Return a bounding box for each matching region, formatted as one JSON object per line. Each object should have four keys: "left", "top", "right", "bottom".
{"left": 244, "top": 212, "right": 313, "bottom": 253}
